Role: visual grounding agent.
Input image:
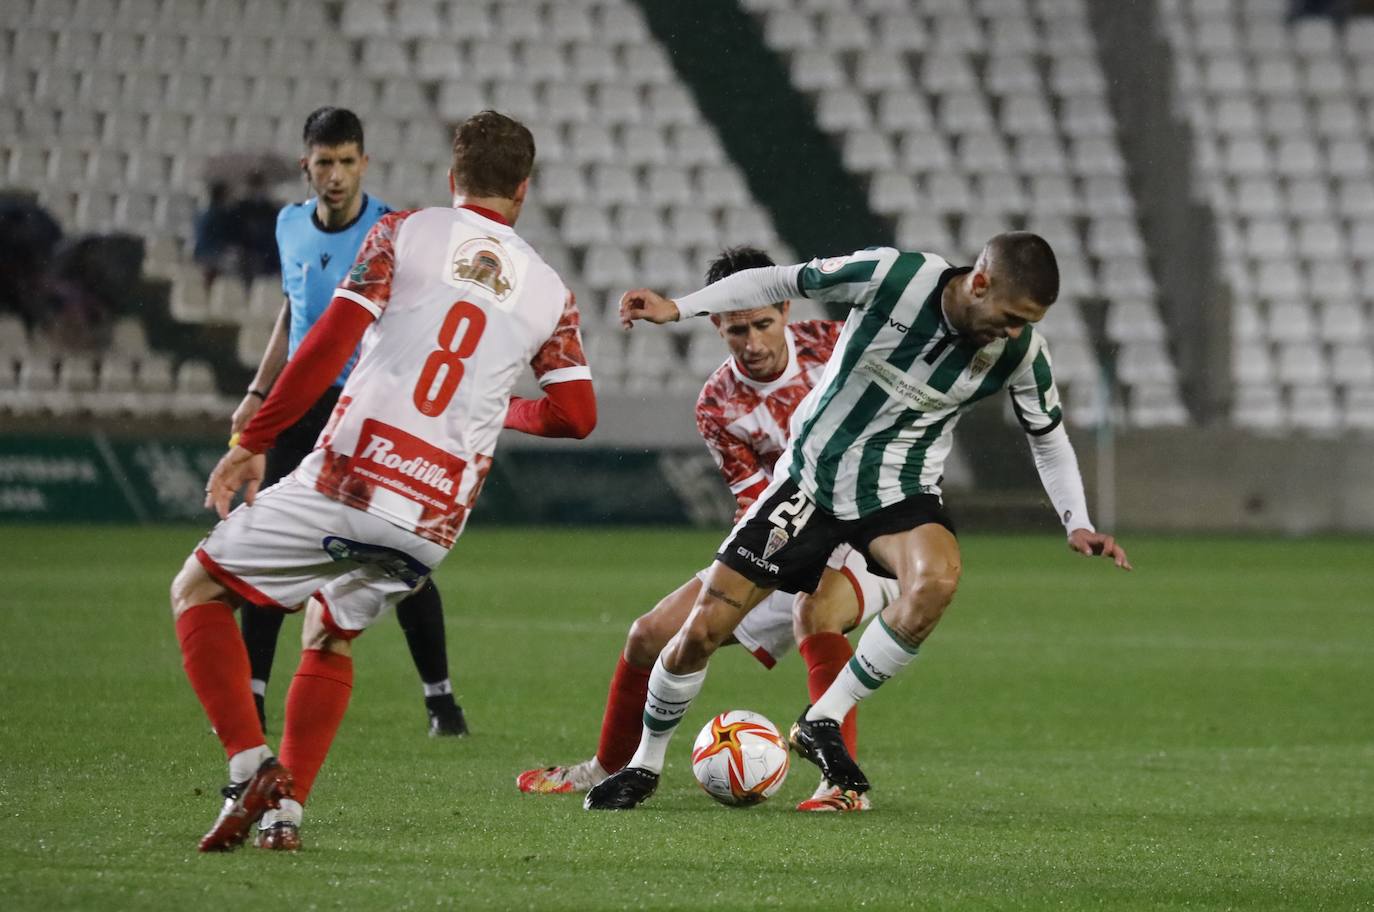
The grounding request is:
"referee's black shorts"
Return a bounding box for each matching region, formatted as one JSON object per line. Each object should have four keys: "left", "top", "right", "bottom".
{"left": 716, "top": 475, "right": 955, "bottom": 594}
{"left": 262, "top": 385, "right": 342, "bottom": 487}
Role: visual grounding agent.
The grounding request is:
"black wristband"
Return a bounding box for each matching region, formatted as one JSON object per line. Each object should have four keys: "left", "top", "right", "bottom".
{"left": 247, "top": 388, "right": 267, "bottom": 400}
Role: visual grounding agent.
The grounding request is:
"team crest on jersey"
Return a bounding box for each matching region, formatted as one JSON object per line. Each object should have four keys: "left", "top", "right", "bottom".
{"left": 968, "top": 351, "right": 997, "bottom": 378}
{"left": 449, "top": 234, "right": 515, "bottom": 304}
{"left": 762, "top": 526, "right": 789, "bottom": 560}
{"left": 817, "top": 256, "right": 848, "bottom": 274}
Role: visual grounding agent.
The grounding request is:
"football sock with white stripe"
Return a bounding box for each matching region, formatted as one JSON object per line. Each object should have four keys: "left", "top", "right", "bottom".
{"left": 422, "top": 680, "right": 452, "bottom": 697}
{"left": 806, "top": 615, "right": 919, "bottom": 724}
{"left": 626, "top": 657, "right": 707, "bottom": 775}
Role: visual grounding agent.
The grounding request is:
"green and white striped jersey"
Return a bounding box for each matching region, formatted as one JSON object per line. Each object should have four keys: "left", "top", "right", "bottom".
{"left": 776, "top": 247, "right": 1064, "bottom": 519}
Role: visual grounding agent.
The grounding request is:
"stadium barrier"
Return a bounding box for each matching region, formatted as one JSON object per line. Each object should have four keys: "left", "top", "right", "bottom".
{"left": 0, "top": 433, "right": 736, "bottom": 526}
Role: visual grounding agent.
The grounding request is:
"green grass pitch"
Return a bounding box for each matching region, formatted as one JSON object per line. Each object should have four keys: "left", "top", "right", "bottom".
{"left": 1, "top": 524, "right": 1371, "bottom": 911}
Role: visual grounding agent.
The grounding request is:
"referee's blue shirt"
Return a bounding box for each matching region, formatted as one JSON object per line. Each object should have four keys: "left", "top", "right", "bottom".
{"left": 276, "top": 194, "right": 392, "bottom": 387}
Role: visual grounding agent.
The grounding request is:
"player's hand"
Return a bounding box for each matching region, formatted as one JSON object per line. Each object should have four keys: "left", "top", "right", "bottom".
{"left": 618, "top": 288, "right": 680, "bottom": 328}
{"left": 203, "top": 445, "right": 266, "bottom": 520}
{"left": 230, "top": 393, "right": 262, "bottom": 438}
{"left": 1068, "top": 528, "right": 1132, "bottom": 571}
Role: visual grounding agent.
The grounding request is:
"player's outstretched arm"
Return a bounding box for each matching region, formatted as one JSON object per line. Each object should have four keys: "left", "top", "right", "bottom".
{"left": 623, "top": 264, "right": 806, "bottom": 329}
{"left": 203, "top": 446, "right": 267, "bottom": 519}
{"left": 618, "top": 289, "right": 680, "bottom": 329}
{"left": 1067, "top": 528, "right": 1132, "bottom": 571}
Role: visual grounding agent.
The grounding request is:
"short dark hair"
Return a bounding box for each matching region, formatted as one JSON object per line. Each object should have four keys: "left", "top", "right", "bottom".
{"left": 302, "top": 106, "right": 365, "bottom": 151}
{"left": 451, "top": 110, "right": 535, "bottom": 199}
{"left": 705, "top": 245, "right": 776, "bottom": 285}
{"left": 986, "top": 231, "right": 1059, "bottom": 306}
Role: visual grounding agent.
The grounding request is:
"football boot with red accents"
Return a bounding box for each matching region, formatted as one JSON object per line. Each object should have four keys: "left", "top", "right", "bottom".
{"left": 198, "top": 757, "right": 295, "bottom": 852}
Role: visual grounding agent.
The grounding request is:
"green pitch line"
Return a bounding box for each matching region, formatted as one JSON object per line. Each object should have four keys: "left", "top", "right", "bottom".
{"left": 0, "top": 526, "right": 1370, "bottom": 911}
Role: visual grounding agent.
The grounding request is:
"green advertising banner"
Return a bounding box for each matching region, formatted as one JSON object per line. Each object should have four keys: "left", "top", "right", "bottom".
{"left": 0, "top": 435, "right": 229, "bottom": 522}
{"left": 0, "top": 435, "right": 736, "bottom": 526}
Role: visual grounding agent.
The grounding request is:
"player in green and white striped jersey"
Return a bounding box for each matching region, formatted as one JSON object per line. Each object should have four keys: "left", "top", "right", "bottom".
{"left": 585, "top": 233, "right": 1132, "bottom": 811}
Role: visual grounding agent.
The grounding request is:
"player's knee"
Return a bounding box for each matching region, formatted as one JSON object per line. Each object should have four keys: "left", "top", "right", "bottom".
{"left": 300, "top": 598, "right": 330, "bottom": 648}
{"left": 901, "top": 543, "right": 967, "bottom": 601}
{"left": 883, "top": 559, "right": 960, "bottom": 639}
{"left": 672, "top": 611, "right": 724, "bottom": 665}
{"left": 169, "top": 554, "right": 213, "bottom": 618}
{"left": 320, "top": 634, "right": 352, "bottom": 657}
{"left": 906, "top": 563, "right": 961, "bottom": 610}
{"left": 625, "top": 611, "right": 671, "bottom": 666}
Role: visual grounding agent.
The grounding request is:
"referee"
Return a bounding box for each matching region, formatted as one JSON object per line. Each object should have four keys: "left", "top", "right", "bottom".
{"left": 229, "top": 107, "right": 468, "bottom": 737}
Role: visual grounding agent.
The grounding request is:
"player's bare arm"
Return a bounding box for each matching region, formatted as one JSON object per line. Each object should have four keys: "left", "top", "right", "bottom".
{"left": 618, "top": 288, "right": 680, "bottom": 328}
{"left": 1068, "top": 528, "right": 1132, "bottom": 570}
{"left": 230, "top": 299, "right": 291, "bottom": 438}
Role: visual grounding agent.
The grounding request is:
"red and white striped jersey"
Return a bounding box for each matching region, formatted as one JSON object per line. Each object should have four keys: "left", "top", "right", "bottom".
{"left": 695, "top": 320, "right": 840, "bottom": 519}
{"left": 296, "top": 204, "right": 590, "bottom": 548}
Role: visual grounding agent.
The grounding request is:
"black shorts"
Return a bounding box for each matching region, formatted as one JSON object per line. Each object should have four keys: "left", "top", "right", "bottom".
{"left": 716, "top": 476, "right": 955, "bottom": 594}
{"left": 262, "top": 385, "right": 342, "bottom": 487}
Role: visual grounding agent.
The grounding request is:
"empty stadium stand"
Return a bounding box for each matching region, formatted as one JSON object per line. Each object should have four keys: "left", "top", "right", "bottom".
{"left": 2, "top": 0, "right": 1369, "bottom": 438}
{"left": 1161, "top": 0, "right": 1374, "bottom": 432}
{"left": 742, "top": 0, "right": 1191, "bottom": 430}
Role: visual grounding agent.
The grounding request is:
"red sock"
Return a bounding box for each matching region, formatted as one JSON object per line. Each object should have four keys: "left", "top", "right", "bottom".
{"left": 175, "top": 602, "right": 265, "bottom": 758}
{"left": 594, "top": 654, "right": 652, "bottom": 774}
{"left": 799, "top": 632, "right": 858, "bottom": 758}
{"left": 278, "top": 649, "right": 353, "bottom": 805}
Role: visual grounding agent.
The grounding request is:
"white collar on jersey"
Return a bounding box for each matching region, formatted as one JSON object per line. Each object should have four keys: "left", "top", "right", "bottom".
{"left": 728, "top": 322, "right": 801, "bottom": 392}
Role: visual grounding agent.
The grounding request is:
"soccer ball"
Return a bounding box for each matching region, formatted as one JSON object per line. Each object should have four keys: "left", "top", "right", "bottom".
{"left": 690, "top": 710, "right": 790, "bottom": 807}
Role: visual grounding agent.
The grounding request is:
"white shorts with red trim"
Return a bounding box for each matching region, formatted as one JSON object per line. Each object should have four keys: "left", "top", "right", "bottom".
{"left": 194, "top": 476, "right": 448, "bottom": 638}
{"left": 700, "top": 546, "right": 899, "bottom": 668}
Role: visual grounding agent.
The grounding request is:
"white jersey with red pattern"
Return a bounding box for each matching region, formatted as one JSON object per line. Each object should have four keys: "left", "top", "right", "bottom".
{"left": 695, "top": 320, "right": 841, "bottom": 518}
{"left": 295, "top": 205, "right": 590, "bottom": 548}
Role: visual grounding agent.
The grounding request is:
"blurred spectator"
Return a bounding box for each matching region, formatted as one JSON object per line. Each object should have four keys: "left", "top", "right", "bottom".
{"left": 229, "top": 170, "right": 281, "bottom": 280}
{"left": 45, "top": 234, "right": 144, "bottom": 351}
{"left": 193, "top": 181, "right": 237, "bottom": 283}
{"left": 0, "top": 192, "right": 62, "bottom": 326}
{"left": 1289, "top": 0, "right": 1374, "bottom": 18}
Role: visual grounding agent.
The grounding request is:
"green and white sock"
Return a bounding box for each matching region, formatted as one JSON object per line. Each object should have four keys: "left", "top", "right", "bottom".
{"left": 626, "top": 656, "right": 707, "bottom": 774}
{"left": 807, "top": 615, "right": 919, "bottom": 723}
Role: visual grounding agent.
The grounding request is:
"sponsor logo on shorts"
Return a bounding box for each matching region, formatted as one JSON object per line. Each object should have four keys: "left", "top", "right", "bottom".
{"left": 347, "top": 419, "right": 467, "bottom": 512}
{"left": 762, "top": 526, "right": 789, "bottom": 560}
{"left": 736, "top": 546, "right": 779, "bottom": 576}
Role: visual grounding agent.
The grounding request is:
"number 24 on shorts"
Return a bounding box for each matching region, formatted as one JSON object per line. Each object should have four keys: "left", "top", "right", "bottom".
{"left": 413, "top": 300, "right": 487, "bottom": 416}
{"left": 769, "top": 490, "right": 815, "bottom": 535}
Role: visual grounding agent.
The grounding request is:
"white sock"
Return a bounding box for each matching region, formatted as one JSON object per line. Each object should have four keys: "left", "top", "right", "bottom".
{"left": 260, "top": 798, "right": 303, "bottom": 829}
{"left": 250, "top": 678, "right": 267, "bottom": 697}
{"left": 423, "top": 679, "right": 453, "bottom": 697}
{"left": 626, "top": 656, "right": 707, "bottom": 775}
{"left": 807, "top": 615, "right": 919, "bottom": 723}
{"left": 228, "top": 744, "right": 273, "bottom": 785}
